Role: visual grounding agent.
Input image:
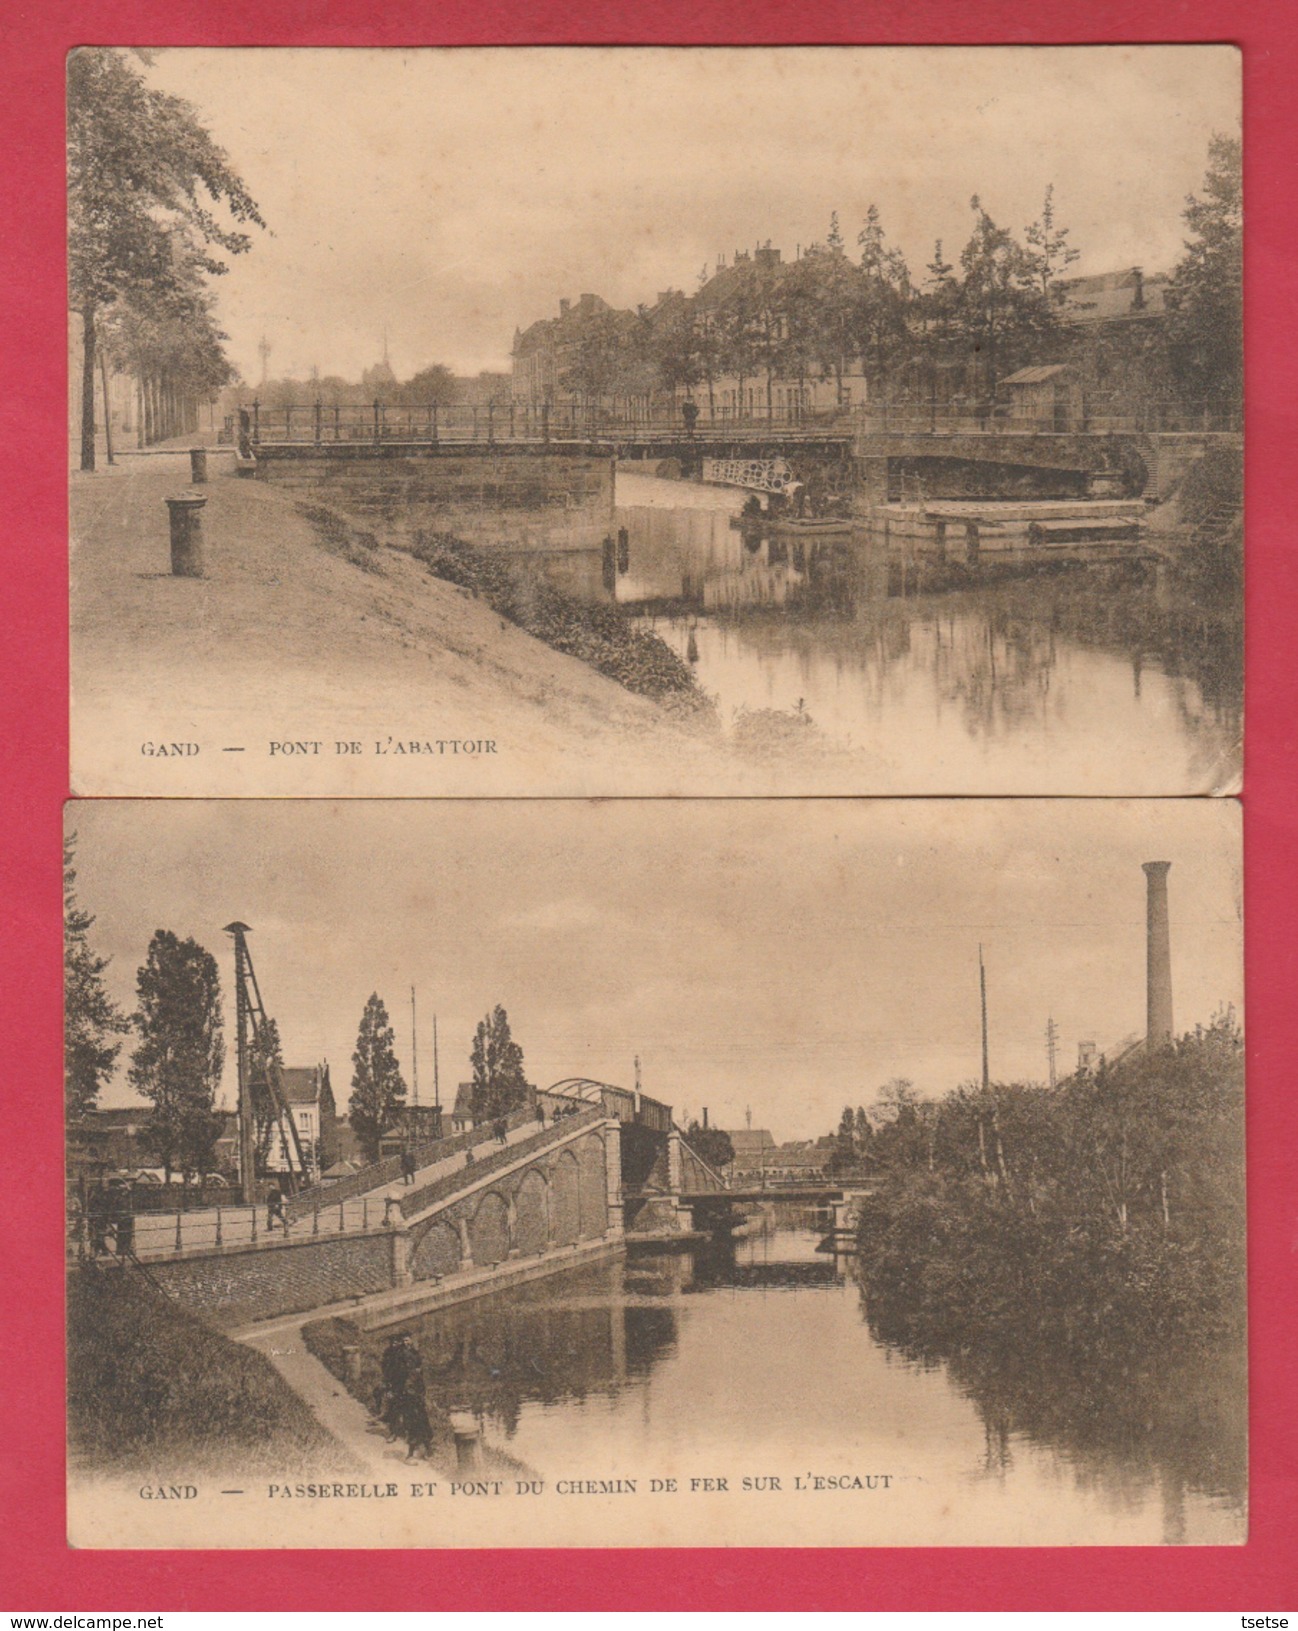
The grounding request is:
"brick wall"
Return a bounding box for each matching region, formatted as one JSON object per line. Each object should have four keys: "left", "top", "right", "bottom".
{"left": 148, "top": 1230, "right": 396, "bottom": 1328}
{"left": 256, "top": 450, "right": 615, "bottom": 548}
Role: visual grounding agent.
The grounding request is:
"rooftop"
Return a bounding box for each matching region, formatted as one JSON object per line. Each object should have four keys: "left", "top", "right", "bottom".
{"left": 280, "top": 1065, "right": 327, "bottom": 1106}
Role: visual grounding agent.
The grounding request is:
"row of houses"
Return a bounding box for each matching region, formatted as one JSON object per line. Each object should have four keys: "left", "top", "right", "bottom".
{"left": 510, "top": 252, "right": 1189, "bottom": 434}
{"left": 79, "top": 1064, "right": 453, "bottom": 1189}
{"left": 724, "top": 1126, "right": 840, "bottom": 1184}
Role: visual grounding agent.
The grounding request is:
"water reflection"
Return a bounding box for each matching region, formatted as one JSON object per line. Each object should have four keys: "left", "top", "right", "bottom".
{"left": 366, "top": 1228, "right": 1244, "bottom": 1544}
{"left": 502, "top": 471, "right": 1239, "bottom": 792}
{"left": 865, "top": 1298, "right": 1248, "bottom": 1548}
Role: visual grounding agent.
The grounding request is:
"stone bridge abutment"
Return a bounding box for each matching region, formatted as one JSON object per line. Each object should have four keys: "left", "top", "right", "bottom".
{"left": 401, "top": 1121, "right": 621, "bottom": 1285}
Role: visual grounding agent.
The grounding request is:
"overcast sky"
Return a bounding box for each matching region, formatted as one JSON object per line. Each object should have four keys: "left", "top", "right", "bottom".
{"left": 69, "top": 800, "right": 1241, "bottom": 1142}
{"left": 139, "top": 46, "right": 1241, "bottom": 384}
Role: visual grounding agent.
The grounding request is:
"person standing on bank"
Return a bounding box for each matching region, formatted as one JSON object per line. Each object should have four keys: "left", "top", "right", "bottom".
{"left": 399, "top": 1340, "right": 435, "bottom": 1461}
{"left": 377, "top": 1333, "right": 409, "bottom": 1442}
{"left": 266, "top": 1183, "right": 284, "bottom": 1232}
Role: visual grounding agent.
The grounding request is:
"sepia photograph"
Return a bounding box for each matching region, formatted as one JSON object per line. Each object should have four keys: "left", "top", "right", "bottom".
{"left": 68, "top": 46, "right": 1242, "bottom": 799}
{"left": 64, "top": 797, "right": 1244, "bottom": 1549}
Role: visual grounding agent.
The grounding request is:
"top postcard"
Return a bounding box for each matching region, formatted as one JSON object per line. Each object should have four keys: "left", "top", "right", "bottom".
{"left": 68, "top": 45, "right": 1242, "bottom": 798}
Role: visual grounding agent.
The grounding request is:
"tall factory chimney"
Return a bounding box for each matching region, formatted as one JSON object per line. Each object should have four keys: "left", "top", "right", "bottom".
{"left": 1142, "top": 861, "right": 1174, "bottom": 1044}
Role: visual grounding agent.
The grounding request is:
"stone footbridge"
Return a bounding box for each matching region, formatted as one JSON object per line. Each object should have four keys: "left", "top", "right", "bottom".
{"left": 397, "top": 1106, "right": 620, "bottom": 1279}
{"left": 109, "top": 1080, "right": 727, "bottom": 1327}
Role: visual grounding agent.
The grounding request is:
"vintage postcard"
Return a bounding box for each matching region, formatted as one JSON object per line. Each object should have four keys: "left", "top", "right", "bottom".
{"left": 64, "top": 796, "right": 1244, "bottom": 1548}
{"left": 68, "top": 45, "right": 1241, "bottom": 798}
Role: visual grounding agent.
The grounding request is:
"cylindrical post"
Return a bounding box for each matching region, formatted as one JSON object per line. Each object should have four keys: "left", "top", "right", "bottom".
{"left": 472, "top": 407, "right": 479, "bottom": 441}
{"left": 334, "top": 404, "right": 341, "bottom": 441}
{"left": 509, "top": 403, "right": 515, "bottom": 438}
{"left": 314, "top": 399, "right": 322, "bottom": 444}
{"left": 188, "top": 447, "right": 207, "bottom": 484}
{"left": 339, "top": 1197, "right": 345, "bottom": 1234}
{"left": 215, "top": 1205, "right": 222, "bottom": 1246}
{"left": 1143, "top": 861, "right": 1174, "bottom": 1045}
{"left": 252, "top": 398, "right": 260, "bottom": 445}
{"left": 251, "top": 1201, "right": 257, "bottom": 1243}
{"left": 165, "top": 494, "right": 207, "bottom": 578}
{"left": 363, "top": 1196, "right": 369, "bottom": 1230}
{"left": 487, "top": 403, "right": 495, "bottom": 444}
{"left": 373, "top": 400, "right": 381, "bottom": 444}
{"left": 175, "top": 1210, "right": 183, "bottom": 1254}
{"left": 313, "top": 1202, "right": 319, "bottom": 1235}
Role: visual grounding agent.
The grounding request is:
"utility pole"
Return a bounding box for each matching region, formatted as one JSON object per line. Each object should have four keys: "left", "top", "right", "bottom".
{"left": 1045, "top": 1016, "right": 1059, "bottom": 1088}
{"left": 410, "top": 986, "right": 419, "bottom": 1108}
{"left": 225, "top": 922, "right": 258, "bottom": 1207}
{"left": 979, "top": 944, "right": 990, "bottom": 1091}
{"left": 432, "top": 1013, "right": 440, "bottom": 1116}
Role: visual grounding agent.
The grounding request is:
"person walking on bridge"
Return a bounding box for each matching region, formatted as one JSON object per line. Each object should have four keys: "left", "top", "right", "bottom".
{"left": 87, "top": 1183, "right": 112, "bottom": 1258}
{"left": 266, "top": 1183, "right": 285, "bottom": 1232}
{"left": 113, "top": 1194, "right": 135, "bottom": 1260}
{"left": 401, "top": 1147, "right": 416, "bottom": 1186}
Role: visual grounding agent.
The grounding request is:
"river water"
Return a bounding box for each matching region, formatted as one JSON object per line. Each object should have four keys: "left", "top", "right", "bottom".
{"left": 523, "top": 470, "right": 1241, "bottom": 794}
{"left": 373, "top": 1227, "right": 1245, "bottom": 1547}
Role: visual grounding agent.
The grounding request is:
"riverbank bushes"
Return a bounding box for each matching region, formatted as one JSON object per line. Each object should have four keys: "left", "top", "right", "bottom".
{"left": 409, "top": 530, "right": 714, "bottom": 718}
{"left": 1175, "top": 446, "right": 1244, "bottom": 599}
{"left": 67, "top": 1268, "right": 348, "bottom": 1474}
{"left": 856, "top": 1013, "right": 1245, "bottom": 1360}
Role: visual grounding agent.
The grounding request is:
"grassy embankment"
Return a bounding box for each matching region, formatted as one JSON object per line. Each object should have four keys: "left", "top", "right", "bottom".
{"left": 408, "top": 530, "right": 713, "bottom": 718}
{"left": 295, "top": 501, "right": 714, "bottom": 721}
{"left": 68, "top": 1268, "right": 350, "bottom": 1477}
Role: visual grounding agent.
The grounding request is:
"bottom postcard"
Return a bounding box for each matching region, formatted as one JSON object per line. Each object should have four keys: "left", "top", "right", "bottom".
{"left": 63, "top": 797, "right": 1244, "bottom": 1547}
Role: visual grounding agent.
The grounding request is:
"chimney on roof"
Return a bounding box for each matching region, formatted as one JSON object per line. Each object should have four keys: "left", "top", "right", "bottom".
{"left": 702, "top": 1107, "right": 709, "bottom": 1129}
{"left": 1131, "top": 267, "right": 1145, "bottom": 311}
{"left": 1143, "top": 861, "right": 1174, "bottom": 1045}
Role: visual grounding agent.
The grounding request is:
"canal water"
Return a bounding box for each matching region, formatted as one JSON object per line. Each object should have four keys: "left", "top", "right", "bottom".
{"left": 376, "top": 1228, "right": 1245, "bottom": 1547}
{"left": 522, "top": 469, "right": 1241, "bottom": 794}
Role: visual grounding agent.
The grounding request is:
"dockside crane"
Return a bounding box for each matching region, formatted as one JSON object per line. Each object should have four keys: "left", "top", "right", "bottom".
{"left": 224, "top": 921, "right": 310, "bottom": 1207}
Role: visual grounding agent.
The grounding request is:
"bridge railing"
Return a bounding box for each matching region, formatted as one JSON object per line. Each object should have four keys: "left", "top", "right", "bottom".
{"left": 855, "top": 396, "right": 1242, "bottom": 437}
{"left": 283, "top": 1106, "right": 537, "bottom": 1223}
{"left": 398, "top": 1105, "right": 606, "bottom": 1220}
{"left": 242, "top": 399, "right": 855, "bottom": 447}
{"left": 242, "top": 394, "right": 1241, "bottom": 449}
{"left": 72, "top": 1188, "right": 402, "bottom": 1262}
{"left": 244, "top": 399, "right": 562, "bottom": 446}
